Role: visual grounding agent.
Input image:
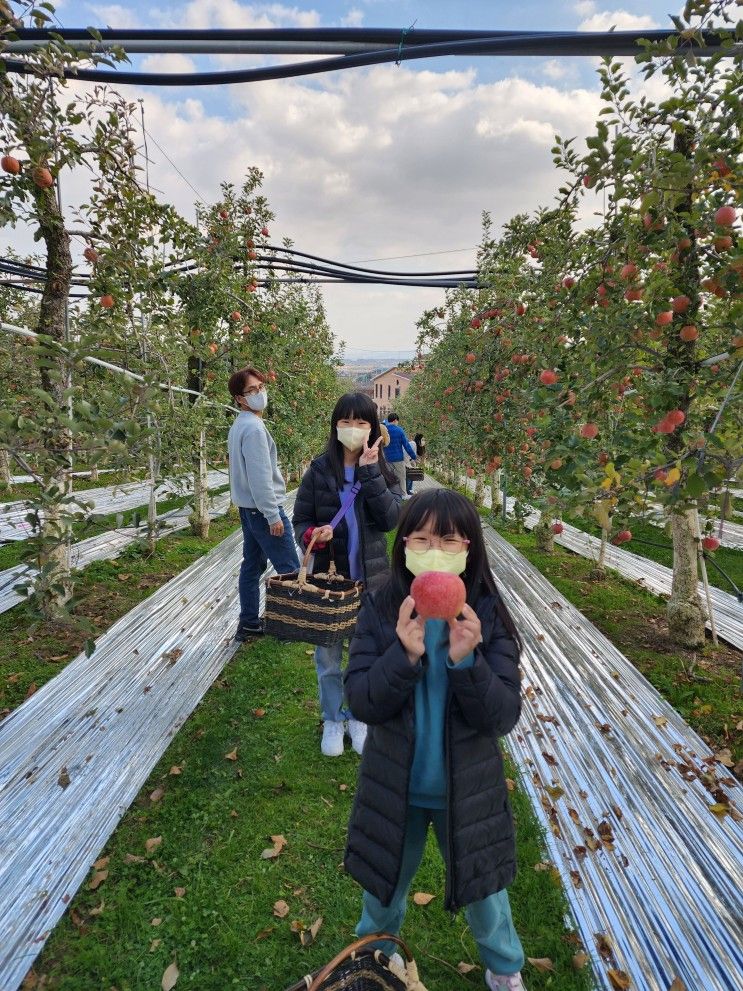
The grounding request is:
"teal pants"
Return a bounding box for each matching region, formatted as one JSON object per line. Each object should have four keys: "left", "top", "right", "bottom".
{"left": 356, "top": 806, "right": 524, "bottom": 976}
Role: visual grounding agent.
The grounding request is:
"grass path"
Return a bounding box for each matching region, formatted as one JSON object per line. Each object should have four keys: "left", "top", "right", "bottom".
{"left": 30, "top": 634, "right": 591, "bottom": 991}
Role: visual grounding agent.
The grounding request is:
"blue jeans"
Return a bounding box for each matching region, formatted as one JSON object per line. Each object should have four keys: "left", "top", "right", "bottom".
{"left": 357, "top": 806, "right": 524, "bottom": 976}
{"left": 238, "top": 506, "right": 299, "bottom": 627}
{"left": 315, "top": 640, "right": 349, "bottom": 722}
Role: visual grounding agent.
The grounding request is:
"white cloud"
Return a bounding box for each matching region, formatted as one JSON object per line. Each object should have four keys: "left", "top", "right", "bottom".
{"left": 164, "top": 0, "right": 322, "bottom": 29}
{"left": 573, "top": 1, "right": 597, "bottom": 14}
{"left": 87, "top": 3, "right": 139, "bottom": 26}
{"left": 341, "top": 8, "right": 365, "bottom": 27}
{"left": 578, "top": 9, "right": 659, "bottom": 31}
{"left": 141, "top": 54, "right": 198, "bottom": 75}
{"left": 542, "top": 59, "right": 569, "bottom": 80}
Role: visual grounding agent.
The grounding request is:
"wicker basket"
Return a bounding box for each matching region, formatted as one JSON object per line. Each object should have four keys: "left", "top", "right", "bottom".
{"left": 284, "top": 933, "right": 427, "bottom": 991}
{"left": 264, "top": 530, "right": 363, "bottom": 647}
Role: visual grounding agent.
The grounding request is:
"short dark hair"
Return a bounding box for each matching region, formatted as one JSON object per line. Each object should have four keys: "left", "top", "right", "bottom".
{"left": 228, "top": 366, "right": 265, "bottom": 399}
{"left": 388, "top": 412, "right": 399, "bottom": 422}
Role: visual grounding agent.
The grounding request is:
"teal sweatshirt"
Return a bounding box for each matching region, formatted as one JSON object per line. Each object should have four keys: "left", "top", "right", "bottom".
{"left": 409, "top": 619, "right": 475, "bottom": 809}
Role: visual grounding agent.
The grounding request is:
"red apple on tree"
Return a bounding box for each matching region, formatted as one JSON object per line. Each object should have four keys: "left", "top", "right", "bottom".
{"left": 551, "top": 522, "right": 564, "bottom": 534}
{"left": 702, "top": 536, "right": 720, "bottom": 552}
{"left": 32, "top": 166, "right": 53, "bottom": 188}
{"left": 679, "top": 325, "right": 699, "bottom": 342}
{"left": 671, "top": 295, "right": 690, "bottom": 313}
{"left": 99, "top": 294, "right": 114, "bottom": 308}
{"left": 580, "top": 423, "right": 599, "bottom": 439}
{"left": 539, "top": 369, "right": 558, "bottom": 386}
{"left": 613, "top": 529, "right": 632, "bottom": 545}
{"left": 410, "top": 571, "right": 466, "bottom": 621}
{"left": 1, "top": 155, "right": 20, "bottom": 174}
{"left": 655, "top": 310, "right": 674, "bottom": 326}
{"left": 83, "top": 246, "right": 98, "bottom": 263}
{"left": 714, "top": 205, "right": 736, "bottom": 227}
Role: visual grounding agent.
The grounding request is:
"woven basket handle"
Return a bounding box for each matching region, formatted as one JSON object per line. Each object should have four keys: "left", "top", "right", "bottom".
{"left": 307, "top": 933, "right": 413, "bottom": 991}
{"left": 297, "top": 526, "right": 335, "bottom": 585}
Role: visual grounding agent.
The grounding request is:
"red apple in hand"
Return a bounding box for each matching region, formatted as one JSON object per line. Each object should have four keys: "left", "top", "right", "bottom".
{"left": 411, "top": 572, "right": 466, "bottom": 621}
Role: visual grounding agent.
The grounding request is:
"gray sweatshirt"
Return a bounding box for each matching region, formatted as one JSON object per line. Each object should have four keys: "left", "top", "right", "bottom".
{"left": 227, "top": 412, "right": 286, "bottom": 525}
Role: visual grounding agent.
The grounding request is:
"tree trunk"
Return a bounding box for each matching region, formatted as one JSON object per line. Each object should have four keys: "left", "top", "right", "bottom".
{"left": 534, "top": 515, "right": 555, "bottom": 553}
{"left": 146, "top": 414, "right": 158, "bottom": 554}
{"left": 35, "top": 165, "right": 74, "bottom": 618}
{"left": 490, "top": 470, "right": 502, "bottom": 510}
{"left": 190, "top": 428, "right": 210, "bottom": 538}
{"left": 0, "top": 448, "right": 10, "bottom": 489}
{"left": 89, "top": 463, "right": 99, "bottom": 481}
{"left": 667, "top": 508, "right": 707, "bottom": 647}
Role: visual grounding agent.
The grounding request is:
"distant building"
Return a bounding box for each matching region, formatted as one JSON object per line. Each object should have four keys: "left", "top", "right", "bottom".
{"left": 371, "top": 368, "right": 413, "bottom": 418}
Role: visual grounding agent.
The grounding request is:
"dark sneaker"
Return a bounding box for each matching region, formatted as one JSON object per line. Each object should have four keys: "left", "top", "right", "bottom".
{"left": 234, "top": 622, "right": 264, "bottom": 643}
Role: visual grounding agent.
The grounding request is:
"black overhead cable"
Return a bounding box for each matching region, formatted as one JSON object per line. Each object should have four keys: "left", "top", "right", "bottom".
{"left": 1, "top": 28, "right": 737, "bottom": 87}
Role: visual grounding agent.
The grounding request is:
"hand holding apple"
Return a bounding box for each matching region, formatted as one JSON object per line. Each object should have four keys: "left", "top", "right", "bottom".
{"left": 448, "top": 604, "right": 483, "bottom": 664}
{"left": 396, "top": 595, "right": 425, "bottom": 664}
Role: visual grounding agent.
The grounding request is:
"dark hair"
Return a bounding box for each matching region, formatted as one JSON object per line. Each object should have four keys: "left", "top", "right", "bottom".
{"left": 324, "top": 392, "right": 398, "bottom": 489}
{"left": 228, "top": 365, "right": 265, "bottom": 399}
{"left": 388, "top": 412, "right": 399, "bottom": 422}
{"left": 414, "top": 433, "right": 424, "bottom": 446}
{"left": 377, "top": 488, "right": 521, "bottom": 653}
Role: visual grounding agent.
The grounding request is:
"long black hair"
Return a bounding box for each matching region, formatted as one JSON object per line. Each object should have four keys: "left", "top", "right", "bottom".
{"left": 323, "top": 392, "right": 398, "bottom": 489}
{"left": 378, "top": 487, "right": 522, "bottom": 653}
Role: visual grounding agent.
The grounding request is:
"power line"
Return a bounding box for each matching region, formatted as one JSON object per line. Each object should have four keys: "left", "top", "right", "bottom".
{"left": 352, "top": 247, "right": 476, "bottom": 263}
{"left": 141, "top": 126, "right": 208, "bottom": 205}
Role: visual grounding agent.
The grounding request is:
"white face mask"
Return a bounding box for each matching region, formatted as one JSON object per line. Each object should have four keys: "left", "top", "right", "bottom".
{"left": 244, "top": 389, "right": 268, "bottom": 412}
{"left": 337, "top": 426, "right": 370, "bottom": 451}
{"left": 405, "top": 547, "right": 468, "bottom": 577}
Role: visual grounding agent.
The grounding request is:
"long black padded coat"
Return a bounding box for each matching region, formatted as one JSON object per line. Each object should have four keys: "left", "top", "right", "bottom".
{"left": 292, "top": 454, "right": 402, "bottom": 584}
{"left": 343, "top": 588, "right": 522, "bottom": 912}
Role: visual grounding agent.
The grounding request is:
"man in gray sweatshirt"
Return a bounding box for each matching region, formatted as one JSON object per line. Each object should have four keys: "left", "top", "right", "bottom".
{"left": 227, "top": 366, "right": 300, "bottom": 641}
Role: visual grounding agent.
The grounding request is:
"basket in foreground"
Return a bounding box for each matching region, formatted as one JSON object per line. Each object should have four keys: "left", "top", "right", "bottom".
{"left": 284, "top": 933, "right": 427, "bottom": 991}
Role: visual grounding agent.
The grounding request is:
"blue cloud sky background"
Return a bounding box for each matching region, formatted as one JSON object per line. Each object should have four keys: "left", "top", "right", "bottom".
{"left": 13, "top": 2, "right": 704, "bottom": 356}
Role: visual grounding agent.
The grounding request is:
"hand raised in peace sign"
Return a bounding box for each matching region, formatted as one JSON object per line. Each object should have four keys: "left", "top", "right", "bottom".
{"left": 359, "top": 435, "right": 383, "bottom": 466}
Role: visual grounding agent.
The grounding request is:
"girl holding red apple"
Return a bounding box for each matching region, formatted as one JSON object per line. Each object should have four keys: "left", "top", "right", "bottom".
{"left": 343, "top": 488, "right": 527, "bottom": 991}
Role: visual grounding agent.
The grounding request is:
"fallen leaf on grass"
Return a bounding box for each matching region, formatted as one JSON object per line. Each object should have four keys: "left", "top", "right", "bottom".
{"left": 339, "top": 784, "right": 348, "bottom": 792}
{"left": 527, "top": 957, "right": 555, "bottom": 973}
{"left": 412, "top": 892, "right": 435, "bottom": 906}
{"left": 93, "top": 857, "right": 110, "bottom": 871}
{"left": 169, "top": 765, "right": 182, "bottom": 776}
{"left": 261, "top": 834, "right": 287, "bottom": 860}
{"left": 174, "top": 887, "right": 186, "bottom": 898}
{"left": 151, "top": 917, "right": 162, "bottom": 927}
{"left": 70, "top": 909, "right": 85, "bottom": 930}
{"left": 273, "top": 900, "right": 290, "bottom": 918}
{"left": 608, "top": 969, "right": 631, "bottom": 989}
{"left": 88, "top": 870, "right": 108, "bottom": 891}
{"left": 150, "top": 787, "right": 165, "bottom": 803}
{"left": 145, "top": 836, "right": 162, "bottom": 854}
{"left": 457, "top": 962, "right": 478, "bottom": 974}
{"left": 26, "top": 682, "right": 37, "bottom": 699}
{"left": 573, "top": 952, "right": 589, "bottom": 970}
{"left": 252, "top": 708, "right": 266, "bottom": 718}
{"left": 300, "top": 916, "right": 323, "bottom": 947}
{"left": 89, "top": 901, "right": 105, "bottom": 916}
{"left": 255, "top": 926, "right": 274, "bottom": 940}
{"left": 533, "top": 862, "right": 551, "bottom": 872}
{"left": 505, "top": 778, "right": 516, "bottom": 791}
{"left": 224, "top": 748, "right": 238, "bottom": 761}
{"left": 124, "top": 854, "right": 146, "bottom": 864}
{"left": 161, "top": 962, "right": 179, "bottom": 991}
{"left": 57, "top": 767, "right": 71, "bottom": 790}
{"left": 150, "top": 939, "right": 162, "bottom": 952}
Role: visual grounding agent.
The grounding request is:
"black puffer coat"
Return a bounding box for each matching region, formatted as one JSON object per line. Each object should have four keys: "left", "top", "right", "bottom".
{"left": 343, "top": 589, "right": 521, "bottom": 912}
{"left": 292, "top": 454, "right": 402, "bottom": 584}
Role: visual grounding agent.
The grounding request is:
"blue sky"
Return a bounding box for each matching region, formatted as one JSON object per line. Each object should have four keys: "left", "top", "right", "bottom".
{"left": 14, "top": 1, "right": 703, "bottom": 355}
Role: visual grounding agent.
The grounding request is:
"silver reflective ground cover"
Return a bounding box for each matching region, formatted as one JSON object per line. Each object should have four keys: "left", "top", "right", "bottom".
{"left": 0, "top": 492, "right": 232, "bottom": 615}
{"left": 0, "top": 492, "right": 296, "bottom": 991}
{"left": 458, "top": 479, "right": 743, "bottom": 651}
{"left": 421, "top": 477, "right": 742, "bottom": 989}
{"left": 0, "top": 470, "right": 229, "bottom": 542}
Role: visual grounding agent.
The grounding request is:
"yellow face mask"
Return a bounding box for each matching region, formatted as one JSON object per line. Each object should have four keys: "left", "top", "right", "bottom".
{"left": 405, "top": 547, "right": 468, "bottom": 577}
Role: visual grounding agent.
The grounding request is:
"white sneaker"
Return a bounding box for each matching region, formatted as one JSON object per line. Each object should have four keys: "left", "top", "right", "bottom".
{"left": 320, "top": 720, "right": 345, "bottom": 757}
{"left": 486, "top": 971, "right": 527, "bottom": 991}
{"left": 347, "top": 718, "right": 367, "bottom": 755}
